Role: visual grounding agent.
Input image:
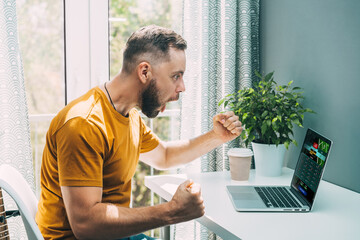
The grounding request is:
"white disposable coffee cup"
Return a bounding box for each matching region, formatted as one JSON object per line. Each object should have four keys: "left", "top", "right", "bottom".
{"left": 228, "top": 148, "right": 253, "bottom": 181}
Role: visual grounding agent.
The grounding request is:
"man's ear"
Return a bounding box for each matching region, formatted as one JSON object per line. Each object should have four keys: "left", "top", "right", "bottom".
{"left": 137, "top": 62, "right": 152, "bottom": 84}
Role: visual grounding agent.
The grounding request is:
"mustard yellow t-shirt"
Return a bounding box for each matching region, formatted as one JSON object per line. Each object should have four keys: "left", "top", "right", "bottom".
{"left": 35, "top": 87, "right": 159, "bottom": 239}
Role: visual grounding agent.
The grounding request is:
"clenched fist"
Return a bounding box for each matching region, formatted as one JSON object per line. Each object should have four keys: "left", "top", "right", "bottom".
{"left": 168, "top": 179, "right": 205, "bottom": 223}
{"left": 213, "top": 111, "right": 243, "bottom": 143}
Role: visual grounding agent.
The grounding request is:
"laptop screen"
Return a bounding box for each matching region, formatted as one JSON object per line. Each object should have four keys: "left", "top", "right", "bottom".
{"left": 291, "top": 128, "right": 332, "bottom": 205}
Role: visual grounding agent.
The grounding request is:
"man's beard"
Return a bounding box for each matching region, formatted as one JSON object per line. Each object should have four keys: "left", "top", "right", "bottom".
{"left": 140, "top": 78, "right": 162, "bottom": 118}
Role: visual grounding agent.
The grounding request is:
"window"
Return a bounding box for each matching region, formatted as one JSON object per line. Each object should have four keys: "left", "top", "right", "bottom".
{"left": 17, "top": 0, "right": 65, "bottom": 196}
{"left": 18, "top": 0, "right": 65, "bottom": 115}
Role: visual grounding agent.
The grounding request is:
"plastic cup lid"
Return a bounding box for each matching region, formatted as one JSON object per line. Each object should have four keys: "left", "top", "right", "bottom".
{"left": 227, "top": 148, "right": 253, "bottom": 157}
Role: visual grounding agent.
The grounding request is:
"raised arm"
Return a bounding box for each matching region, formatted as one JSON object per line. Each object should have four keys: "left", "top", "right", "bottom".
{"left": 140, "top": 111, "right": 242, "bottom": 170}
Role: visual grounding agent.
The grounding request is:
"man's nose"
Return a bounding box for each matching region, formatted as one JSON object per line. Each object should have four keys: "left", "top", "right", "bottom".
{"left": 176, "top": 79, "right": 185, "bottom": 93}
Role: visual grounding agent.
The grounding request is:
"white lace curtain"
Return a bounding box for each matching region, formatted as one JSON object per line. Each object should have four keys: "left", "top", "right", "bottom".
{"left": 0, "top": 0, "right": 34, "bottom": 239}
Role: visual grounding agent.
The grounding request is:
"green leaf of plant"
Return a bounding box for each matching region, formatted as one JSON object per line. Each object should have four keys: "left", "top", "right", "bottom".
{"left": 218, "top": 98, "right": 226, "bottom": 106}
{"left": 242, "top": 113, "right": 248, "bottom": 121}
{"left": 285, "top": 93, "right": 293, "bottom": 98}
{"left": 261, "top": 111, "right": 268, "bottom": 118}
{"left": 261, "top": 122, "right": 267, "bottom": 135}
{"left": 264, "top": 71, "right": 274, "bottom": 82}
{"left": 240, "top": 130, "right": 247, "bottom": 140}
{"left": 255, "top": 69, "right": 262, "bottom": 79}
{"left": 284, "top": 141, "right": 290, "bottom": 149}
{"left": 266, "top": 119, "right": 272, "bottom": 126}
{"left": 305, "top": 108, "right": 316, "bottom": 114}
{"left": 290, "top": 113, "right": 297, "bottom": 119}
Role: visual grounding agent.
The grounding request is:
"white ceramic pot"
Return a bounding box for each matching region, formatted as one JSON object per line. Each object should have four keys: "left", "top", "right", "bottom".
{"left": 251, "top": 142, "right": 286, "bottom": 177}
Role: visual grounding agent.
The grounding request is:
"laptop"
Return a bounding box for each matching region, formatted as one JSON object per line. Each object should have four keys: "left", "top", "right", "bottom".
{"left": 227, "top": 128, "right": 332, "bottom": 212}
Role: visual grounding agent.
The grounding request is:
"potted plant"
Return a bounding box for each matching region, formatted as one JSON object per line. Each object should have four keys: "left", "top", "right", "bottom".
{"left": 219, "top": 70, "right": 315, "bottom": 176}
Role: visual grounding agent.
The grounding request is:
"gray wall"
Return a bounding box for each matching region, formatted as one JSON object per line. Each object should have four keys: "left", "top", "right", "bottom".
{"left": 259, "top": 0, "right": 360, "bottom": 192}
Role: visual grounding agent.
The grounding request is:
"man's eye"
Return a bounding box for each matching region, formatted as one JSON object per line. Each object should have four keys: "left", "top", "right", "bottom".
{"left": 173, "top": 75, "right": 180, "bottom": 80}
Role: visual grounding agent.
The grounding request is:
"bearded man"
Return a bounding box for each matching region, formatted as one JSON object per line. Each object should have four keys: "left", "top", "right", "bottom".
{"left": 36, "top": 25, "right": 242, "bottom": 240}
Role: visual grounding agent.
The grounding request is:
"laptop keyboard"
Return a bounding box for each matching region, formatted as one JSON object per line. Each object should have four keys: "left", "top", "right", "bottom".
{"left": 254, "top": 187, "right": 302, "bottom": 208}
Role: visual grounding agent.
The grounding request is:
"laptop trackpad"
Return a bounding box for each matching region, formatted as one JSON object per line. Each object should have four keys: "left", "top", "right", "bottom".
{"left": 227, "top": 186, "right": 266, "bottom": 210}
{"left": 232, "top": 192, "right": 259, "bottom": 200}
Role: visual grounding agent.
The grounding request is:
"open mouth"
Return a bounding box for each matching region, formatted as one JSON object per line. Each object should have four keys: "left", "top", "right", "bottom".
{"left": 160, "top": 94, "right": 180, "bottom": 112}
{"left": 169, "top": 94, "right": 180, "bottom": 102}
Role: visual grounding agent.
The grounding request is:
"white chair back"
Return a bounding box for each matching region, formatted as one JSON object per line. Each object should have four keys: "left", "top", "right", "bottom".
{"left": 0, "top": 164, "right": 43, "bottom": 240}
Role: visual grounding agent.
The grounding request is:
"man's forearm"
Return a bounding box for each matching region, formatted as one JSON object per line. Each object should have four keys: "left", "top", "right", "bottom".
{"left": 67, "top": 181, "right": 204, "bottom": 240}
{"left": 164, "top": 130, "right": 224, "bottom": 168}
{"left": 73, "top": 201, "right": 174, "bottom": 239}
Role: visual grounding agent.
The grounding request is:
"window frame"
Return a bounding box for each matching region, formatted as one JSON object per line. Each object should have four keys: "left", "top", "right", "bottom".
{"left": 64, "top": 0, "right": 109, "bottom": 103}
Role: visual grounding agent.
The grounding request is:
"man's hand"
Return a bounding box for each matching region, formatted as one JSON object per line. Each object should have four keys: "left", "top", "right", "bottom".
{"left": 213, "top": 111, "right": 243, "bottom": 143}
{"left": 168, "top": 180, "right": 205, "bottom": 223}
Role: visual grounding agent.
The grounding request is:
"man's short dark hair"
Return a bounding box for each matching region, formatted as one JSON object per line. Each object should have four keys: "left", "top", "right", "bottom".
{"left": 122, "top": 25, "right": 187, "bottom": 73}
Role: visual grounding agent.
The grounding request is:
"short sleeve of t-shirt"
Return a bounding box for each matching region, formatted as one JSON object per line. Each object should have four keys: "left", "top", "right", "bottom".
{"left": 56, "top": 117, "right": 106, "bottom": 187}
{"left": 139, "top": 116, "right": 160, "bottom": 153}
